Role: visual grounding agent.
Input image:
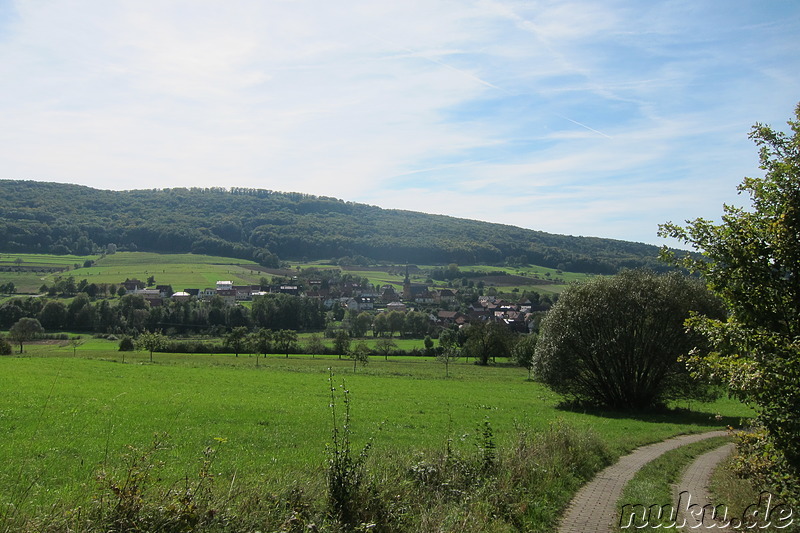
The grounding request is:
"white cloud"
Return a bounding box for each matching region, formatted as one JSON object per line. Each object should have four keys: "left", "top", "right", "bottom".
{"left": 0, "top": 0, "right": 797, "bottom": 246}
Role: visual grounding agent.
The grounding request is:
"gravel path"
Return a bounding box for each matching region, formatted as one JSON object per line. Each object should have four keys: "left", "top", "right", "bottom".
{"left": 557, "top": 430, "right": 728, "bottom": 533}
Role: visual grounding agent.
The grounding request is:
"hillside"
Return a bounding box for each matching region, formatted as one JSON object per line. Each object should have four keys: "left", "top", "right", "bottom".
{"left": 0, "top": 180, "right": 667, "bottom": 273}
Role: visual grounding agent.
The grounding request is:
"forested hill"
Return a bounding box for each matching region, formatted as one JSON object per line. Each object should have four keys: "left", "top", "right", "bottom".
{"left": 0, "top": 180, "right": 668, "bottom": 273}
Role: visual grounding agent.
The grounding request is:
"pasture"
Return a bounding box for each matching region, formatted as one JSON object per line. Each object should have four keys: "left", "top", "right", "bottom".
{"left": 0, "top": 340, "right": 752, "bottom": 530}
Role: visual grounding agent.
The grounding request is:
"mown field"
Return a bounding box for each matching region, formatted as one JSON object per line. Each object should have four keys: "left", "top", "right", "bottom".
{"left": 0, "top": 340, "right": 752, "bottom": 531}
{"left": 0, "top": 252, "right": 585, "bottom": 296}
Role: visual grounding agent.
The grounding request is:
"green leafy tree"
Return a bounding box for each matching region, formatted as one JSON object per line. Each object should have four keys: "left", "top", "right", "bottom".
{"left": 349, "top": 312, "right": 372, "bottom": 338}
{"left": 374, "top": 337, "right": 397, "bottom": 361}
{"left": 0, "top": 336, "right": 13, "bottom": 355}
{"left": 8, "top": 317, "right": 44, "bottom": 354}
{"left": 372, "top": 313, "right": 387, "bottom": 337}
{"left": 272, "top": 329, "right": 298, "bottom": 358}
{"left": 333, "top": 330, "right": 351, "bottom": 360}
{"left": 512, "top": 334, "right": 537, "bottom": 380}
{"left": 224, "top": 326, "right": 250, "bottom": 357}
{"left": 386, "top": 311, "right": 404, "bottom": 338}
{"left": 436, "top": 345, "right": 459, "bottom": 378}
{"left": 249, "top": 328, "right": 273, "bottom": 366}
{"left": 533, "top": 270, "right": 724, "bottom": 409}
{"left": 305, "top": 333, "right": 326, "bottom": 358}
{"left": 659, "top": 103, "right": 800, "bottom": 493}
{"left": 350, "top": 341, "right": 370, "bottom": 373}
{"left": 463, "top": 321, "right": 511, "bottom": 365}
{"left": 135, "top": 330, "right": 167, "bottom": 363}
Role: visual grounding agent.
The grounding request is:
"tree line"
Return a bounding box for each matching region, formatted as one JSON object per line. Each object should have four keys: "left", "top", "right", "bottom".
{"left": 0, "top": 180, "right": 670, "bottom": 273}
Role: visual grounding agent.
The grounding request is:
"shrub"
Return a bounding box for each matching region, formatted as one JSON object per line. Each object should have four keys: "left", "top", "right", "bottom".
{"left": 118, "top": 336, "right": 135, "bottom": 351}
{"left": 534, "top": 269, "right": 724, "bottom": 409}
{"left": 0, "top": 336, "right": 11, "bottom": 355}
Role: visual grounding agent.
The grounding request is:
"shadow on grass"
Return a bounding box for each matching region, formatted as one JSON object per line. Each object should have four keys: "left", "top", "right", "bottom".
{"left": 554, "top": 401, "right": 746, "bottom": 429}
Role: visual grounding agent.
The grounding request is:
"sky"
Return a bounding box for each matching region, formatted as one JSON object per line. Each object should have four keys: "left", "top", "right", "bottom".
{"left": 1, "top": 0, "right": 798, "bottom": 246}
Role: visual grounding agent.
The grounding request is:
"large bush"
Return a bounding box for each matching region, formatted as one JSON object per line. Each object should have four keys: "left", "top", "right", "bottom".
{"left": 533, "top": 269, "right": 724, "bottom": 409}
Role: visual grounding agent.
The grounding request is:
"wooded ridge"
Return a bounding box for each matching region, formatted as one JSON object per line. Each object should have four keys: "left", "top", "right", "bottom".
{"left": 0, "top": 180, "right": 667, "bottom": 273}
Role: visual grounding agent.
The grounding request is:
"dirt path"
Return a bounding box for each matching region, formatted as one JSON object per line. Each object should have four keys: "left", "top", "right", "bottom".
{"left": 557, "top": 430, "right": 728, "bottom": 533}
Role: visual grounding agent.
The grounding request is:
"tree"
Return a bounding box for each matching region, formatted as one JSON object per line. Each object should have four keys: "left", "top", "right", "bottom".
{"left": 372, "top": 313, "right": 388, "bottom": 337}
{"left": 0, "top": 336, "right": 12, "bottom": 355}
{"left": 305, "top": 333, "right": 326, "bottom": 358}
{"left": 350, "top": 341, "right": 370, "bottom": 373}
{"left": 136, "top": 330, "right": 167, "bottom": 363}
{"left": 8, "top": 317, "right": 44, "bottom": 354}
{"left": 249, "top": 328, "right": 273, "bottom": 366}
{"left": 224, "top": 327, "right": 250, "bottom": 357}
{"left": 374, "top": 337, "right": 397, "bottom": 361}
{"left": 512, "top": 334, "right": 536, "bottom": 380}
{"left": 436, "top": 345, "right": 459, "bottom": 378}
{"left": 658, "top": 103, "right": 800, "bottom": 492}
{"left": 333, "top": 330, "right": 351, "bottom": 360}
{"left": 39, "top": 300, "right": 67, "bottom": 330}
{"left": 462, "top": 321, "right": 511, "bottom": 365}
{"left": 69, "top": 337, "right": 85, "bottom": 356}
{"left": 533, "top": 270, "right": 724, "bottom": 409}
{"left": 272, "top": 329, "right": 298, "bottom": 359}
{"left": 386, "top": 311, "right": 404, "bottom": 338}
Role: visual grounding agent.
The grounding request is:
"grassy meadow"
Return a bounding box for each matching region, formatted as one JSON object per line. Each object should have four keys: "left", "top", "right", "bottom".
{"left": 1, "top": 252, "right": 584, "bottom": 296}
{"left": 0, "top": 339, "right": 753, "bottom": 531}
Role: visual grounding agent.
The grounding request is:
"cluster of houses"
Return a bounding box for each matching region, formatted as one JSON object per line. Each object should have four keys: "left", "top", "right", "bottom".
{"left": 121, "top": 273, "right": 546, "bottom": 333}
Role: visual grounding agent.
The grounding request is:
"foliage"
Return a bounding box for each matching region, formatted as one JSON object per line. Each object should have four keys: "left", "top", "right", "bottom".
{"left": 436, "top": 345, "right": 460, "bottom": 378}
{"left": 0, "top": 180, "right": 671, "bottom": 273}
{"left": 462, "top": 321, "right": 512, "bottom": 365}
{"left": 118, "top": 336, "right": 135, "bottom": 351}
{"left": 534, "top": 269, "right": 725, "bottom": 409}
{"left": 350, "top": 341, "right": 370, "bottom": 373}
{"left": 374, "top": 337, "right": 397, "bottom": 361}
{"left": 333, "top": 329, "right": 351, "bottom": 359}
{"left": 304, "top": 333, "right": 326, "bottom": 357}
{"left": 223, "top": 326, "right": 249, "bottom": 357}
{"left": 135, "top": 330, "right": 167, "bottom": 362}
{"left": 0, "top": 336, "right": 11, "bottom": 355}
{"left": 272, "top": 329, "right": 298, "bottom": 358}
{"left": 659, "top": 102, "right": 800, "bottom": 499}
{"left": 511, "top": 334, "right": 536, "bottom": 380}
{"left": 326, "top": 374, "right": 375, "bottom": 528}
{"left": 8, "top": 317, "right": 44, "bottom": 354}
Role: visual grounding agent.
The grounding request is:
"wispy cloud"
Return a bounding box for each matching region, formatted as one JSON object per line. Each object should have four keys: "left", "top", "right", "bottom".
{"left": 0, "top": 0, "right": 797, "bottom": 245}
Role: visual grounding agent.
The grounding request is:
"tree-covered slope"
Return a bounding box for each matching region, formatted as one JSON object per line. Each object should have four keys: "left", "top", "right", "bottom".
{"left": 0, "top": 180, "right": 666, "bottom": 273}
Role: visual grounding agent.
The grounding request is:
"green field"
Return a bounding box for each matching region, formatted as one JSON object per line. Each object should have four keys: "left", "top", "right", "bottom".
{"left": 0, "top": 252, "right": 268, "bottom": 293}
{"left": 0, "top": 340, "right": 752, "bottom": 530}
{"left": 0, "top": 252, "right": 587, "bottom": 296}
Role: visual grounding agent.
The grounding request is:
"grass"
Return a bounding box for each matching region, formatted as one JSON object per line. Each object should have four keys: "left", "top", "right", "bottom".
{"left": 0, "top": 341, "right": 753, "bottom": 531}
{"left": 1, "top": 252, "right": 589, "bottom": 296}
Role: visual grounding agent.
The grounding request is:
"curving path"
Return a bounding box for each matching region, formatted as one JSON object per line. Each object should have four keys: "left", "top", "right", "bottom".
{"left": 674, "top": 442, "right": 735, "bottom": 531}
{"left": 557, "top": 430, "right": 728, "bottom": 533}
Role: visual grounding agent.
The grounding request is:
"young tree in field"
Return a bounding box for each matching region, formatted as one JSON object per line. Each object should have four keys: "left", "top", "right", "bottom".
{"left": 69, "top": 337, "right": 85, "bottom": 357}
{"left": 659, "top": 103, "right": 800, "bottom": 494}
{"left": 8, "top": 317, "right": 44, "bottom": 354}
{"left": 533, "top": 270, "right": 724, "bottom": 409}
{"left": 374, "top": 337, "right": 397, "bottom": 361}
{"left": 136, "top": 330, "right": 167, "bottom": 363}
{"left": 224, "top": 326, "right": 250, "bottom": 357}
{"left": 305, "top": 333, "right": 325, "bottom": 358}
{"left": 436, "top": 346, "right": 459, "bottom": 378}
{"left": 272, "top": 329, "right": 298, "bottom": 358}
{"left": 333, "top": 330, "right": 351, "bottom": 360}
{"left": 512, "top": 334, "right": 536, "bottom": 380}
{"left": 249, "top": 328, "right": 273, "bottom": 366}
{"left": 350, "top": 341, "right": 370, "bottom": 373}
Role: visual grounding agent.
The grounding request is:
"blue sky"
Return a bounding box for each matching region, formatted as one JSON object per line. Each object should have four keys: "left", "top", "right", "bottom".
{"left": 1, "top": 0, "right": 798, "bottom": 246}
